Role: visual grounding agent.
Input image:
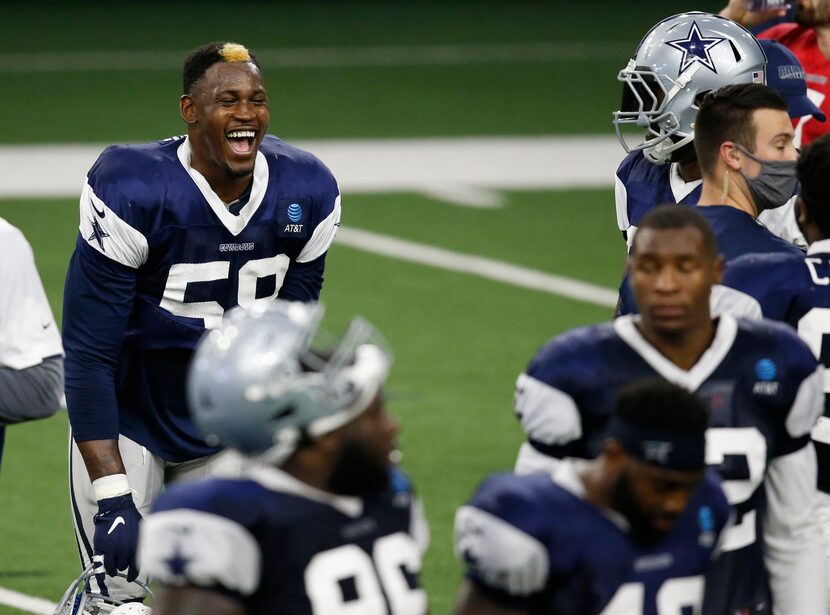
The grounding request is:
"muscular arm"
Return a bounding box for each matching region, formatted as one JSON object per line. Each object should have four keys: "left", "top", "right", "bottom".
{"left": 151, "top": 585, "right": 246, "bottom": 615}
{"left": 77, "top": 440, "right": 126, "bottom": 481}
{"left": 63, "top": 240, "right": 137, "bottom": 478}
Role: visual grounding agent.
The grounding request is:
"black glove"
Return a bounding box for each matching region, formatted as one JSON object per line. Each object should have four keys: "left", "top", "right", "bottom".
{"left": 92, "top": 493, "right": 143, "bottom": 582}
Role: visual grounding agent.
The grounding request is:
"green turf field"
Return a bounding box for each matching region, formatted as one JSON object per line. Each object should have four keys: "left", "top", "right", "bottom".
{"left": 0, "top": 2, "right": 725, "bottom": 613}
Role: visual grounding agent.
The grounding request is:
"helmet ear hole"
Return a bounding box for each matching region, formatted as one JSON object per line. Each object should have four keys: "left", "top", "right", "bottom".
{"left": 694, "top": 90, "right": 712, "bottom": 107}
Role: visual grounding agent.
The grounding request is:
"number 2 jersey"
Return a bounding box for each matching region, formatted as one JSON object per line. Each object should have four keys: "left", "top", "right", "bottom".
{"left": 514, "top": 314, "right": 826, "bottom": 614}
{"left": 719, "top": 239, "right": 830, "bottom": 493}
{"left": 63, "top": 135, "right": 340, "bottom": 461}
{"left": 139, "top": 458, "right": 429, "bottom": 615}
{"left": 455, "top": 461, "right": 730, "bottom": 615}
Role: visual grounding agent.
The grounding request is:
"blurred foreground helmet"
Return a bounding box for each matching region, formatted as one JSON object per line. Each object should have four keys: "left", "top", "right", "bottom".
{"left": 613, "top": 12, "right": 767, "bottom": 164}
{"left": 188, "top": 300, "right": 392, "bottom": 466}
{"left": 53, "top": 564, "right": 152, "bottom": 614}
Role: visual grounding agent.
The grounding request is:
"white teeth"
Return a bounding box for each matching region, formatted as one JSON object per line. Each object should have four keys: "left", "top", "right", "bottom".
{"left": 227, "top": 130, "right": 255, "bottom": 138}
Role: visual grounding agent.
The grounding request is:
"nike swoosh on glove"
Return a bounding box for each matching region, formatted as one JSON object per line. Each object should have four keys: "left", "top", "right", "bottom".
{"left": 92, "top": 493, "right": 143, "bottom": 582}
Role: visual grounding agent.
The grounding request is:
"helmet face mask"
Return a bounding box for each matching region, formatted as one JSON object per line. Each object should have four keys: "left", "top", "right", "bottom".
{"left": 53, "top": 564, "right": 152, "bottom": 615}
{"left": 613, "top": 12, "right": 766, "bottom": 165}
{"left": 187, "top": 301, "right": 392, "bottom": 466}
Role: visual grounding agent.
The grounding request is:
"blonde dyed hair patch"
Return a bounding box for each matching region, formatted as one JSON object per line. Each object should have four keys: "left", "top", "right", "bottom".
{"left": 219, "top": 43, "right": 251, "bottom": 63}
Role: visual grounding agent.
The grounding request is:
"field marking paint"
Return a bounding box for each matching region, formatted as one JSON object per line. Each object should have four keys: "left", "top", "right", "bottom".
{"left": 0, "top": 137, "right": 624, "bottom": 200}
{"left": 0, "top": 42, "right": 631, "bottom": 73}
{"left": 336, "top": 227, "right": 618, "bottom": 308}
{"left": 0, "top": 586, "right": 56, "bottom": 614}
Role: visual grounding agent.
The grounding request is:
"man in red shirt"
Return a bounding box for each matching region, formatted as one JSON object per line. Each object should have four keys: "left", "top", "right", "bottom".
{"left": 722, "top": 0, "right": 830, "bottom": 145}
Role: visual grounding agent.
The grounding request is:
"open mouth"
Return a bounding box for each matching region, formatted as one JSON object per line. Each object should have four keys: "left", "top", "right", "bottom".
{"left": 226, "top": 129, "right": 256, "bottom": 156}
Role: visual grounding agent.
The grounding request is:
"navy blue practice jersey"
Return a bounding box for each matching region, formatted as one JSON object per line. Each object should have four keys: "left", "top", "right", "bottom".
{"left": 514, "top": 314, "right": 825, "bottom": 614}
{"left": 455, "top": 462, "right": 730, "bottom": 615}
{"left": 140, "top": 460, "right": 428, "bottom": 615}
{"left": 614, "top": 150, "right": 701, "bottom": 246}
{"left": 63, "top": 136, "right": 341, "bottom": 461}
{"left": 618, "top": 205, "right": 805, "bottom": 316}
{"left": 720, "top": 238, "right": 830, "bottom": 493}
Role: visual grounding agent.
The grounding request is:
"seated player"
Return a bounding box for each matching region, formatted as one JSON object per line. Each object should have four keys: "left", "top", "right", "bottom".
{"left": 456, "top": 380, "right": 730, "bottom": 615}
{"left": 514, "top": 205, "right": 827, "bottom": 614}
{"left": 137, "top": 301, "right": 428, "bottom": 614}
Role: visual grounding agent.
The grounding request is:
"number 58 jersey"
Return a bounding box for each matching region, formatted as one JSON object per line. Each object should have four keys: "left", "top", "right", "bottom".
{"left": 63, "top": 135, "right": 340, "bottom": 461}
{"left": 139, "top": 461, "right": 429, "bottom": 615}
{"left": 514, "top": 314, "right": 826, "bottom": 614}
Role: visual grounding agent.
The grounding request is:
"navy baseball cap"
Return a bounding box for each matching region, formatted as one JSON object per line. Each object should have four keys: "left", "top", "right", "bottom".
{"left": 760, "top": 39, "right": 826, "bottom": 122}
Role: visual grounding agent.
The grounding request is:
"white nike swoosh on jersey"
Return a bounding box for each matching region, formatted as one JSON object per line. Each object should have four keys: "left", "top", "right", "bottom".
{"left": 108, "top": 516, "right": 126, "bottom": 535}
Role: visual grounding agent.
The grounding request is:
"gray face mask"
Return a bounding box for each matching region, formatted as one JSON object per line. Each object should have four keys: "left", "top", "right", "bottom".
{"left": 736, "top": 144, "right": 799, "bottom": 212}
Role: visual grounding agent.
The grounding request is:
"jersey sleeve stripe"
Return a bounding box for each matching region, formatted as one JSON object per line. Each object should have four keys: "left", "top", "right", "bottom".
{"left": 454, "top": 505, "right": 549, "bottom": 596}
{"left": 787, "top": 366, "right": 824, "bottom": 439}
{"left": 138, "top": 509, "right": 262, "bottom": 596}
{"left": 296, "top": 192, "right": 341, "bottom": 263}
{"left": 79, "top": 182, "right": 148, "bottom": 269}
{"left": 514, "top": 373, "right": 583, "bottom": 446}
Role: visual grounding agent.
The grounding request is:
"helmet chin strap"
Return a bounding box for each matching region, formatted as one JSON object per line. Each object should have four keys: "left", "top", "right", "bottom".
{"left": 644, "top": 131, "right": 695, "bottom": 165}
{"left": 643, "top": 63, "right": 701, "bottom": 165}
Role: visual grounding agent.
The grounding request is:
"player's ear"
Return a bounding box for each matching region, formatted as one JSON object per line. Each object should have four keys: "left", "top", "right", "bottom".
{"left": 180, "top": 95, "right": 197, "bottom": 125}
{"left": 721, "top": 141, "right": 742, "bottom": 172}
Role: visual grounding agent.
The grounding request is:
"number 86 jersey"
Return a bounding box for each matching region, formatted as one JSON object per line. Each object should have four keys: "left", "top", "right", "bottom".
{"left": 63, "top": 135, "right": 340, "bottom": 462}
{"left": 513, "top": 314, "right": 827, "bottom": 614}
{"left": 139, "top": 462, "right": 429, "bottom": 614}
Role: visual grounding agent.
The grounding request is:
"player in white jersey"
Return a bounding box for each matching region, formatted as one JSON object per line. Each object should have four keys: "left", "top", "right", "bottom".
{"left": 0, "top": 217, "right": 63, "bottom": 468}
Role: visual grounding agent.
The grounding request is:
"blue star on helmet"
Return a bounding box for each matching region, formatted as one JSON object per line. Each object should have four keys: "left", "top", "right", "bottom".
{"left": 87, "top": 217, "right": 110, "bottom": 252}
{"left": 164, "top": 544, "right": 191, "bottom": 579}
{"left": 666, "top": 21, "right": 725, "bottom": 75}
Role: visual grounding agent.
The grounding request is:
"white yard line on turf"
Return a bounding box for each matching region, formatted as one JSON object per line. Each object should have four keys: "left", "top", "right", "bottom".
{"left": 0, "top": 587, "right": 55, "bottom": 614}
{"left": 0, "top": 137, "right": 624, "bottom": 200}
{"left": 0, "top": 42, "right": 631, "bottom": 73}
{"left": 337, "top": 227, "right": 618, "bottom": 308}
{"left": 0, "top": 136, "right": 621, "bottom": 310}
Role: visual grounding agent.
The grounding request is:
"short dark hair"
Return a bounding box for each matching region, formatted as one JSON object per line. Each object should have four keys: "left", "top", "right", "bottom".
{"left": 614, "top": 379, "right": 710, "bottom": 437}
{"left": 182, "top": 42, "right": 261, "bottom": 95}
{"left": 694, "top": 83, "right": 789, "bottom": 176}
{"left": 631, "top": 204, "right": 717, "bottom": 257}
{"left": 798, "top": 134, "right": 830, "bottom": 239}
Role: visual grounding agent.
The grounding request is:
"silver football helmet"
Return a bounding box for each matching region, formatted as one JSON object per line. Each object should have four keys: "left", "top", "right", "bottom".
{"left": 613, "top": 12, "right": 767, "bottom": 164}
{"left": 187, "top": 300, "right": 392, "bottom": 466}
{"left": 53, "top": 564, "right": 152, "bottom": 615}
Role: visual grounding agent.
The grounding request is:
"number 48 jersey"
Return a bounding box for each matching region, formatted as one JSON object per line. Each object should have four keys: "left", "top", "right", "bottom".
{"left": 514, "top": 314, "right": 827, "bottom": 614}
{"left": 139, "top": 460, "right": 429, "bottom": 615}
{"left": 63, "top": 135, "right": 340, "bottom": 462}
{"left": 455, "top": 462, "right": 731, "bottom": 615}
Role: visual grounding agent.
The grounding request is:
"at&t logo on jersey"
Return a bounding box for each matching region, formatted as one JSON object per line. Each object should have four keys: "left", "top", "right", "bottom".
{"left": 278, "top": 199, "right": 309, "bottom": 236}
{"left": 286, "top": 203, "right": 303, "bottom": 232}
{"left": 752, "top": 358, "right": 779, "bottom": 396}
